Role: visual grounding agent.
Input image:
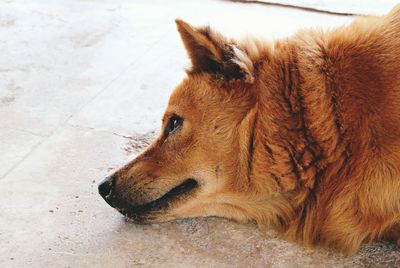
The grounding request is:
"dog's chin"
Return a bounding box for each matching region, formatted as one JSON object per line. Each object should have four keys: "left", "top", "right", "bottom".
{"left": 114, "top": 178, "right": 199, "bottom": 223}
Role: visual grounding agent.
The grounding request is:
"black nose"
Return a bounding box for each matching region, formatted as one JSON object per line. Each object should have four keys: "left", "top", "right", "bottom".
{"left": 98, "top": 175, "right": 116, "bottom": 207}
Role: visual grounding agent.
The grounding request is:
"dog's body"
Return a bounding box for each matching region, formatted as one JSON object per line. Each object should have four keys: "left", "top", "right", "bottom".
{"left": 99, "top": 5, "right": 400, "bottom": 253}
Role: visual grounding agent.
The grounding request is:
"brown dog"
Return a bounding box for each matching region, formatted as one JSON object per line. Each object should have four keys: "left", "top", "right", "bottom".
{"left": 99, "top": 5, "right": 400, "bottom": 253}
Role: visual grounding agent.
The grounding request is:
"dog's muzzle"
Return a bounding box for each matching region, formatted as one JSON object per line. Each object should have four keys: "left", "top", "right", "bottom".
{"left": 98, "top": 175, "right": 116, "bottom": 207}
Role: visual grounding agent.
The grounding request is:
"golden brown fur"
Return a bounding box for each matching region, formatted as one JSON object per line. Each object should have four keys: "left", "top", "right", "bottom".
{"left": 100, "top": 5, "right": 400, "bottom": 254}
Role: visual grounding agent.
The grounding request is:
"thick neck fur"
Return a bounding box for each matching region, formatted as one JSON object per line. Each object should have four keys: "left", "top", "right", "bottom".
{"left": 250, "top": 37, "right": 346, "bottom": 237}
{"left": 244, "top": 14, "right": 400, "bottom": 252}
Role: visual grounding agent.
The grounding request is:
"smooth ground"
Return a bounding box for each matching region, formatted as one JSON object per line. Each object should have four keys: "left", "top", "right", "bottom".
{"left": 1, "top": 0, "right": 399, "bottom": 267}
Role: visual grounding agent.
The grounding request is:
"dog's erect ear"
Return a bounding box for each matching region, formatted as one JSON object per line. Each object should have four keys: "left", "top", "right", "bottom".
{"left": 175, "top": 19, "right": 254, "bottom": 83}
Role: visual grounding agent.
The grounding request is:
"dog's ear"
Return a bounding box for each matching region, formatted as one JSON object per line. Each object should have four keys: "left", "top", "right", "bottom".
{"left": 175, "top": 19, "right": 254, "bottom": 83}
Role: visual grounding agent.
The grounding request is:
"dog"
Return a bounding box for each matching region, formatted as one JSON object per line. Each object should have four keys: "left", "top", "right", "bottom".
{"left": 99, "top": 5, "right": 400, "bottom": 253}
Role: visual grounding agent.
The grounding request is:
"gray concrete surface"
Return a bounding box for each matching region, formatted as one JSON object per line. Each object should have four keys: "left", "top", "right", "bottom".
{"left": 1, "top": 0, "right": 399, "bottom": 267}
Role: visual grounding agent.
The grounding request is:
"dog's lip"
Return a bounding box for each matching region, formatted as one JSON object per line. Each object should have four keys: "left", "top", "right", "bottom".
{"left": 117, "top": 178, "right": 198, "bottom": 221}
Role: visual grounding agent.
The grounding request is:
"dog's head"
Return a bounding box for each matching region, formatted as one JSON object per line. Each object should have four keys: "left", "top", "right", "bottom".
{"left": 99, "top": 20, "right": 275, "bottom": 223}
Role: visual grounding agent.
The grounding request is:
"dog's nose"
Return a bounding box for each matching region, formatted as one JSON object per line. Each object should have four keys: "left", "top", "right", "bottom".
{"left": 98, "top": 175, "right": 116, "bottom": 207}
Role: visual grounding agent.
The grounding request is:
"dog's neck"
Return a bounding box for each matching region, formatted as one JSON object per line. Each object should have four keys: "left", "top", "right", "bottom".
{"left": 221, "top": 8, "right": 400, "bottom": 252}
{"left": 234, "top": 22, "right": 400, "bottom": 241}
{"left": 242, "top": 36, "right": 351, "bottom": 231}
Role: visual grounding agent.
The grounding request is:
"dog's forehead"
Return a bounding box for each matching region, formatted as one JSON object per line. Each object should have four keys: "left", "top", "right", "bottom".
{"left": 168, "top": 74, "right": 217, "bottom": 107}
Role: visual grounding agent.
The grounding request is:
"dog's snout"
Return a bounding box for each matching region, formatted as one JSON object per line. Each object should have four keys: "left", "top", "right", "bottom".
{"left": 98, "top": 175, "right": 116, "bottom": 207}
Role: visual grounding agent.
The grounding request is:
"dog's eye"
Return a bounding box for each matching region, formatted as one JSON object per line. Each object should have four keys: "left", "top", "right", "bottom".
{"left": 166, "top": 116, "right": 183, "bottom": 136}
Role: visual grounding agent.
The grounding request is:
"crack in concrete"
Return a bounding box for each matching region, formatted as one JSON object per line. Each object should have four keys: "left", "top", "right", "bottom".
{"left": 67, "top": 122, "right": 157, "bottom": 139}
{"left": 1, "top": 34, "right": 167, "bottom": 182}
{"left": 0, "top": 138, "right": 46, "bottom": 180}
{"left": 0, "top": 126, "right": 48, "bottom": 138}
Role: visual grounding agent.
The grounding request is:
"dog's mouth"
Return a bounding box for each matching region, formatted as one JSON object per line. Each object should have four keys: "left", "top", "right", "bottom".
{"left": 116, "top": 178, "right": 198, "bottom": 222}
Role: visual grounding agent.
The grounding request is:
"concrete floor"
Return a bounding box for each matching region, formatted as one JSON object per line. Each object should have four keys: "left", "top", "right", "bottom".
{"left": 1, "top": 0, "right": 399, "bottom": 267}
